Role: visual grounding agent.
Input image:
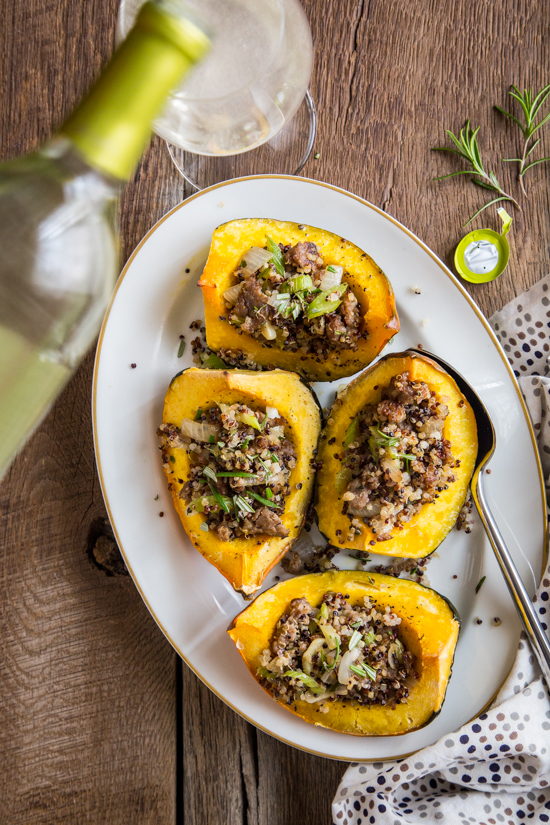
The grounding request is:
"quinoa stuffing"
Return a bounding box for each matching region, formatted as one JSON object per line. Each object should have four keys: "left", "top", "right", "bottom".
{"left": 223, "top": 238, "right": 363, "bottom": 359}
{"left": 157, "top": 402, "right": 296, "bottom": 541}
{"left": 339, "top": 372, "right": 458, "bottom": 542}
{"left": 257, "top": 591, "right": 416, "bottom": 709}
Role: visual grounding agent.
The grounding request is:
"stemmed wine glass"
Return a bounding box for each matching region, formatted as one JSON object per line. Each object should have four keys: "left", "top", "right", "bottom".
{"left": 117, "top": 0, "right": 315, "bottom": 190}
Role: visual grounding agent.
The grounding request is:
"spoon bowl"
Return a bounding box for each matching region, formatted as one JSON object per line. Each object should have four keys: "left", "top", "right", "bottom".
{"left": 410, "top": 348, "right": 550, "bottom": 684}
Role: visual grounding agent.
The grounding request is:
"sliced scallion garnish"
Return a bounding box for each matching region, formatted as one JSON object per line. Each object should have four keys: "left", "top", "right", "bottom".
{"left": 283, "top": 669, "right": 324, "bottom": 694}
{"left": 177, "top": 339, "right": 186, "bottom": 357}
{"left": 202, "top": 466, "right": 218, "bottom": 482}
{"left": 200, "top": 522, "right": 209, "bottom": 531}
{"left": 249, "top": 491, "right": 282, "bottom": 509}
{"left": 363, "top": 629, "right": 375, "bottom": 645}
{"left": 266, "top": 236, "right": 285, "bottom": 277}
{"left": 348, "top": 629, "right": 362, "bottom": 651}
{"left": 195, "top": 407, "right": 202, "bottom": 421}
{"left": 343, "top": 417, "right": 359, "bottom": 450}
{"left": 305, "top": 283, "right": 348, "bottom": 319}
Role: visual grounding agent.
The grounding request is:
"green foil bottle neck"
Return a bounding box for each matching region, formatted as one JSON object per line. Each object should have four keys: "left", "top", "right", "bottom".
{"left": 60, "top": 1, "right": 209, "bottom": 181}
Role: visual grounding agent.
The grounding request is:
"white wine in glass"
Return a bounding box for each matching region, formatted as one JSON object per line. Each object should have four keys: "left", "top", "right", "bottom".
{"left": 118, "top": 0, "right": 314, "bottom": 183}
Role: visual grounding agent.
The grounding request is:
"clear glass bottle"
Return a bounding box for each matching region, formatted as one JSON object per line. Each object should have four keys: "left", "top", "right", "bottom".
{"left": 0, "top": 0, "right": 209, "bottom": 479}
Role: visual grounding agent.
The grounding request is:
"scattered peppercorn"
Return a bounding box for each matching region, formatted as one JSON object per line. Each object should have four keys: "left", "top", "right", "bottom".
{"left": 486, "top": 468, "right": 491, "bottom": 474}
{"left": 130, "top": 363, "right": 136, "bottom": 369}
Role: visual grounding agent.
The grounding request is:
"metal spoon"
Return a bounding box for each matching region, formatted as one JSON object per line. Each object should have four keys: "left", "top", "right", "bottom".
{"left": 411, "top": 348, "right": 550, "bottom": 684}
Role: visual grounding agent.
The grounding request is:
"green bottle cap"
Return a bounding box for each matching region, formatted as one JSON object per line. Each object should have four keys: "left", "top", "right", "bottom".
{"left": 61, "top": 1, "right": 209, "bottom": 180}
{"left": 454, "top": 208, "right": 513, "bottom": 284}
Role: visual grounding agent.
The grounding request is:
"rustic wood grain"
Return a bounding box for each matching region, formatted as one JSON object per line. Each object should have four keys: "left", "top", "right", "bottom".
{"left": 1, "top": 0, "right": 550, "bottom": 823}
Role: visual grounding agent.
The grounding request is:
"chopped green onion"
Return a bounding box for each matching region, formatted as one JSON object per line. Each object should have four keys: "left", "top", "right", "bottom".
{"left": 202, "top": 352, "right": 227, "bottom": 369}
{"left": 350, "top": 664, "right": 366, "bottom": 678}
{"left": 350, "top": 621, "right": 362, "bottom": 629}
{"left": 306, "top": 283, "right": 348, "bottom": 319}
{"left": 217, "top": 441, "right": 225, "bottom": 448}
{"left": 475, "top": 575, "right": 486, "bottom": 594}
{"left": 364, "top": 630, "right": 375, "bottom": 645}
{"left": 259, "top": 412, "right": 269, "bottom": 430}
{"left": 284, "top": 669, "right": 324, "bottom": 694}
{"left": 324, "top": 636, "right": 340, "bottom": 671}
{"left": 334, "top": 467, "right": 351, "bottom": 493}
{"left": 169, "top": 455, "right": 175, "bottom": 464}
{"left": 177, "top": 339, "right": 186, "bottom": 357}
{"left": 326, "top": 265, "right": 337, "bottom": 273}
{"left": 266, "top": 236, "right": 285, "bottom": 277}
{"left": 257, "top": 666, "right": 275, "bottom": 681}
{"left": 200, "top": 522, "right": 209, "bottom": 532}
{"left": 269, "top": 453, "right": 280, "bottom": 463}
{"left": 367, "top": 575, "right": 375, "bottom": 585}
{"left": 216, "top": 471, "right": 258, "bottom": 478}
{"left": 285, "top": 274, "right": 314, "bottom": 293}
{"left": 318, "top": 602, "right": 329, "bottom": 620}
{"left": 208, "top": 435, "right": 215, "bottom": 443}
{"left": 237, "top": 411, "right": 261, "bottom": 431}
{"left": 343, "top": 417, "right": 359, "bottom": 450}
{"left": 241, "top": 260, "right": 247, "bottom": 267}
{"left": 265, "top": 488, "right": 273, "bottom": 499}
{"left": 348, "top": 629, "right": 362, "bottom": 650}
{"left": 242, "top": 436, "right": 252, "bottom": 449}
{"left": 195, "top": 407, "right": 202, "bottom": 421}
{"left": 202, "top": 466, "right": 218, "bottom": 482}
{"left": 249, "top": 491, "right": 282, "bottom": 509}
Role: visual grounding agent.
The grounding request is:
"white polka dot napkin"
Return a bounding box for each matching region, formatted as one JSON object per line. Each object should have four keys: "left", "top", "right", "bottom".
{"left": 332, "top": 275, "right": 550, "bottom": 825}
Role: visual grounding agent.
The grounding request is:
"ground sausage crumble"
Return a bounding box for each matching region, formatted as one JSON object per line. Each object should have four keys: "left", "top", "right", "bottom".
{"left": 339, "top": 372, "right": 458, "bottom": 542}
{"left": 225, "top": 239, "right": 363, "bottom": 360}
{"left": 258, "top": 591, "right": 416, "bottom": 710}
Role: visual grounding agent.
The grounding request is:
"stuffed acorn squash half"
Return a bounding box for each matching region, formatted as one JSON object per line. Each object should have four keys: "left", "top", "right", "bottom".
{"left": 198, "top": 218, "right": 399, "bottom": 382}
{"left": 316, "top": 351, "right": 478, "bottom": 557}
{"left": 228, "top": 570, "right": 460, "bottom": 735}
{"left": 157, "top": 368, "right": 321, "bottom": 595}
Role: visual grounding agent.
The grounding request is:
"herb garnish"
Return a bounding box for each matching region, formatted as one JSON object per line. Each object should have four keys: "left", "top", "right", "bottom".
{"left": 177, "top": 339, "right": 186, "bottom": 357}
{"left": 433, "top": 120, "right": 521, "bottom": 225}
{"left": 475, "top": 575, "right": 486, "bottom": 594}
{"left": 496, "top": 84, "right": 550, "bottom": 196}
{"left": 195, "top": 407, "right": 202, "bottom": 421}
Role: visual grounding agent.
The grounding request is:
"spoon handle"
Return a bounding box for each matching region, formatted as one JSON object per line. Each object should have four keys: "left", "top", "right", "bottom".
{"left": 473, "top": 470, "right": 550, "bottom": 685}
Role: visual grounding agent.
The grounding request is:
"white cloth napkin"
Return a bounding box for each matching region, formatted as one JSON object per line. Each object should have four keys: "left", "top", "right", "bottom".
{"left": 332, "top": 275, "right": 550, "bottom": 825}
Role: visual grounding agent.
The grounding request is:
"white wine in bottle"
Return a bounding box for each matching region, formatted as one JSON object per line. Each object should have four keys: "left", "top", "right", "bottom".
{"left": 0, "top": 1, "right": 209, "bottom": 479}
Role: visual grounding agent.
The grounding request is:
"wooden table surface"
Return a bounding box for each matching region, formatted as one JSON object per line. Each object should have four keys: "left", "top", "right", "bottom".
{"left": 1, "top": 0, "right": 549, "bottom": 822}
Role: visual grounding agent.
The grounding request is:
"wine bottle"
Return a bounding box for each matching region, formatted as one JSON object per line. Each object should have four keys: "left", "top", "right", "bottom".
{"left": 0, "top": 1, "right": 209, "bottom": 479}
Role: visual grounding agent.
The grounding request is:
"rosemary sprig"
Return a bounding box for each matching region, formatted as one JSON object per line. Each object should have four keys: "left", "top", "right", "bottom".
{"left": 433, "top": 120, "right": 521, "bottom": 226}
{"left": 495, "top": 84, "right": 550, "bottom": 196}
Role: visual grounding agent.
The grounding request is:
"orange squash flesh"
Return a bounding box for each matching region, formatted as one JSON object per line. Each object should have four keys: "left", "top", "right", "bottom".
{"left": 161, "top": 368, "right": 321, "bottom": 594}
{"left": 198, "top": 218, "right": 399, "bottom": 382}
{"left": 315, "top": 351, "right": 478, "bottom": 558}
{"left": 228, "top": 570, "right": 460, "bottom": 736}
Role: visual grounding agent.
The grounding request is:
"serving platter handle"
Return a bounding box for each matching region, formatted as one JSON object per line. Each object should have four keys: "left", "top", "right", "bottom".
{"left": 473, "top": 469, "right": 550, "bottom": 686}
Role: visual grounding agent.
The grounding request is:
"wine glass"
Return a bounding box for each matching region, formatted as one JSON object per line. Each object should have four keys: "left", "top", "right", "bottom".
{"left": 117, "top": 0, "right": 315, "bottom": 189}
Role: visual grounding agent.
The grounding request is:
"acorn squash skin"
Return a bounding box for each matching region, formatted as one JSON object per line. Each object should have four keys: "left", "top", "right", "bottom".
{"left": 228, "top": 570, "right": 460, "bottom": 736}
{"left": 160, "top": 368, "right": 321, "bottom": 595}
{"left": 198, "top": 218, "right": 399, "bottom": 382}
{"left": 315, "top": 351, "right": 478, "bottom": 558}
